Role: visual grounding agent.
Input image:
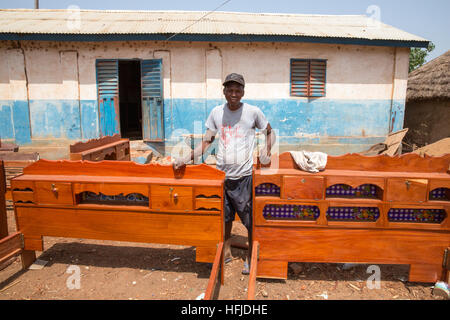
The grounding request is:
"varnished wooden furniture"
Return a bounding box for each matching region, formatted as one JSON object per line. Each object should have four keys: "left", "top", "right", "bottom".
{"left": 0, "top": 160, "right": 30, "bottom": 268}
{"left": 0, "top": 152, "right": 39, "bottom": 203}
{"left": 249, "top": 152, "right": 450, "bottom": 290}
{"left": 0, "top": 138, "right": 19, "bottom": 152}
{"left": 204, "top": 242, "right": 224, "bottom": 300}
{"left": 69, "top": 134, "right": 130, "bottom": 161}
{"left": 11, "top": 160, "right": 225, "bottom": 269}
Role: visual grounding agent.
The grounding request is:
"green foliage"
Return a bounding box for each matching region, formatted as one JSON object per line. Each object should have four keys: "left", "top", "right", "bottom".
{"left": 409, "top": 42, "right": 435, "bottom": 73}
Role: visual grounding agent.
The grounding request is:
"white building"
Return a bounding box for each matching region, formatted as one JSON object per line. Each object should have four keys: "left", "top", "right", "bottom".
{"left": 0, "top": 9, "right": 428, "bottom": 158}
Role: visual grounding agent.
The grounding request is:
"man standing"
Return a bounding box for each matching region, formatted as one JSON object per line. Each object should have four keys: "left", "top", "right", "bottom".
{"left": 173, "top": 73, "right": 275, "bottom": 274}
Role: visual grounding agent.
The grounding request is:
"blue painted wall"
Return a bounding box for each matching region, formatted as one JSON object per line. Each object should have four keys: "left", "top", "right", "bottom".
{"left": 0, "top": 99, "right": 98, "bottom": 144}
{"left": 165, "top": 98, "right": 400, "bottom": 144}
{"left": 0, "top": 100, "right": 32, "bottom": 144}
{"left": 1, "top": 97, "right": 403, "bottom": 155}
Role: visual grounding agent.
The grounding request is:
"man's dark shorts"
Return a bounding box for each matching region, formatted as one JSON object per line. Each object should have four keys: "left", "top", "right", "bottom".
{"left": 224, "top": 175, "right": 252, "bottom": 231}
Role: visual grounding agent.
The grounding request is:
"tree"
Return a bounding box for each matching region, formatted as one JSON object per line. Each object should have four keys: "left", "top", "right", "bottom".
{"left": 409, "top": 42, "right": 435, "bottom": 73}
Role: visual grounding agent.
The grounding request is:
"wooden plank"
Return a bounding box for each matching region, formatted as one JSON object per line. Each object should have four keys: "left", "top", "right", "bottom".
{"left": 70, "top": 134, "right": 121, "bottom": 153}
{"left": 255, "top": 226, "right": 449, "bottom": 282}
{"left": 381, "top": 128, "right": 408, "bottom": 156}
{"left": 0, "top": 152, "right": 38, "bottom": 161}
{"left": 256, "top": 260, "right": 288, "bottom": 279}
{"left": 445, "top": 248, "right": 450, "bottom": 270}
{"left": 21, "top": 159, "right": 226, "bottom": 181}
{"left": 0, "top": 232, "right": 22, "bottom": 264}
{"left": 247, "top": 241, "right": 259, "bottom": 300}
{"left": 16, "top": 207, "right": 221, "bottom": 253}
{"left": 0, "top": 142, "right": 18, "bottom": 152}
{"left": 0, "top": 161, "right": 7, "bottom": 238}
{"left": 274, "top": 152, "right": 450, "bottom": 173}
{"left": 20, "top": 250, "right": 36, "bottom": 269}
{"left": 204, "top": 242, "right": 224, "bottom": 300}
{"left": 196, "top": 246, "right": 218, "bottom": 263}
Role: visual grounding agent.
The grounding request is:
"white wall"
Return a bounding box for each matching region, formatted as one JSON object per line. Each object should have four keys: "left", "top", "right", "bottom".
{"left": 0, "top": 40, "right": 409, "bottom": 102}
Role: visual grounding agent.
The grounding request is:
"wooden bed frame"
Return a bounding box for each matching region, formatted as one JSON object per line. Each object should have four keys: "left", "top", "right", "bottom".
{"left": 10, "top": 160, "right": 225, "bottom": 278}
{"left": 0, "top": 160, "right": 25, "bottom": 269}
{"left": 247, "top": 152, "right": 450, "bottom": 298}
{"left": 69, "top": 134, "right": 130, "bottom": 161}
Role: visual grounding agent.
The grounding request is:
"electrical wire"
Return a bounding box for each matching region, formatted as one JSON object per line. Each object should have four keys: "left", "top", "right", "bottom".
{"left": 165, "top": 0, "right": 232, "bottom": 41}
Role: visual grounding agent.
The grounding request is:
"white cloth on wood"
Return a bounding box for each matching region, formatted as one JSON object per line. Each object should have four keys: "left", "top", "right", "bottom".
{"left": 289, "top": 150, "right": 328, "bottom": 173}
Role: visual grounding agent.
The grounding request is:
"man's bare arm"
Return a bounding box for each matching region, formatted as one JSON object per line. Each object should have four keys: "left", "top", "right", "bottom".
{"left": 259, "top": 123, "right": 276, "bottom": 164}
{"left": 173, "top": 129, "right": 216, "bottom": 170}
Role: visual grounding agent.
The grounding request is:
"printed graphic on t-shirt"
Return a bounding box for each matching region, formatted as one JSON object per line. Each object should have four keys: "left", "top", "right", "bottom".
{"left": 220, "top": 124, "right": 244, "bottom": 148}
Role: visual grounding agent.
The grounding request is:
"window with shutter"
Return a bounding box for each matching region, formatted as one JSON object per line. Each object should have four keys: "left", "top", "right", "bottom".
{"left": 290, "top": 59, "right": 326, "bottom": 98}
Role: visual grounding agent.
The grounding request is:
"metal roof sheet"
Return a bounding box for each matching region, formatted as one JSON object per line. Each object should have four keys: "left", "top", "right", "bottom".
{"left": 0, "top": 9, "right": 428, "bottom": 43}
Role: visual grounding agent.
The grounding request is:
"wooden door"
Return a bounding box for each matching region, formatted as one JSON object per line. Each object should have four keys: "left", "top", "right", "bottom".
{"left": 96, "top": 59, "right": 120, "bottom": 137}
{"left": 141, "top": 59, "right": 164, "bottom": 142}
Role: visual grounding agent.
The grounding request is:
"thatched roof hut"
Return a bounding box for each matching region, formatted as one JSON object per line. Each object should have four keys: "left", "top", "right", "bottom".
{"left": 406, "top": 50, "right": 450, "bottom": 102}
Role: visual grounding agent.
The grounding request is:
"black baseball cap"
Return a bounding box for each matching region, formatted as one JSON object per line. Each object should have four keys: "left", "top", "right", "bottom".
{"left": 223, "top": 73, "right": 245, "bottom": 87}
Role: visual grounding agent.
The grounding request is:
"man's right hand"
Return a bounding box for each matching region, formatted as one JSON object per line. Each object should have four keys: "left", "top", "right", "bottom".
{"left": 172, "top": 157, "right": 187, "bottom": 171}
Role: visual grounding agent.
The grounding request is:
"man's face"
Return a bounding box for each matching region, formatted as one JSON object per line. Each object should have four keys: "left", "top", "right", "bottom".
{"left": 223, "top": 82, "right": 244, "bottom": 109}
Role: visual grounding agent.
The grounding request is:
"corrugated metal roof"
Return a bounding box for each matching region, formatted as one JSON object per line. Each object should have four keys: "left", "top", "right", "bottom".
{"left": 0, "top": 9, "right": 427, "bottom": 43}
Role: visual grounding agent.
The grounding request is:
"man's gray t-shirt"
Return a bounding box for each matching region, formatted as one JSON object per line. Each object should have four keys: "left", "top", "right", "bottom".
{"left": 205, "top": 103, "right": 268, "bottom": 179}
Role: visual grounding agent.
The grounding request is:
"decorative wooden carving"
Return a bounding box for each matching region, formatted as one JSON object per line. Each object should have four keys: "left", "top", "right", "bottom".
{"left": 69, "top": 134, "right": 130, "bottom": 161}
{"left": 251, "top": 152, "right": 450, "bottom": 285}
{"left": 12, "top": 160, "right": 225, "bottom": 270}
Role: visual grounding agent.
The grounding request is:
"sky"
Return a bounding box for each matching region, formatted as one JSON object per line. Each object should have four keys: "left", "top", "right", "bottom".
{"left": 0, "top": 0, "right": 448, "bottom": 62}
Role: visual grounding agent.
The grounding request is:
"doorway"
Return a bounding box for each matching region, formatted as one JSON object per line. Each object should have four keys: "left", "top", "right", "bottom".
{"left": 118, "top": 60, "right": 142, "bottom": 140}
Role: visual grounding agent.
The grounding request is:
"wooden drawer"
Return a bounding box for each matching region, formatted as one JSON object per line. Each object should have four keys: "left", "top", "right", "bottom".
{"left": 12, "top": 190, "right": 34, "bottom": 203}
{"left": 386, "top": 178, "right": 427, "bottom": 202}
{"left": 35, "top": 182, "right": 74, "bottom": 205}
{"left": 194, "top": 186, "right": 222, "bottom": 199}
{"left": 282, "top": 176, "right": 324, "bottom": 200}
{"left": 151, "top": 185, "right": 193, "bottom": 210}
{"left": 195, "top": 198, "right": 221, "bottom": 211}
{"left": 11, "top": 180, "right": 34, "bottom": 191}
{"left": 73, "top": 183, "right": 148, "bottom": 197}
{"left": 428, "top": 179, "right": 450, "bottom": 191}
{"left": 326, "top": 176, "right": 384, "bottom": 190}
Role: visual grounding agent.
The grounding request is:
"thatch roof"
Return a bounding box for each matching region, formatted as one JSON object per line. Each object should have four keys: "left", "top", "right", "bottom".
{"left": 406, "top": 50, "right": 450, "bottom": 102}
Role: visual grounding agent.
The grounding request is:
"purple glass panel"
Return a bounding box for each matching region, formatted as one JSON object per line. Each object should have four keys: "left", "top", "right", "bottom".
{"left": 81, "top": 192, "right": 149, "bottom": 206}
{"left": 255, "top": 183, "right": 281, "bottom": 196}
{"left": 326, "top": 207, "right": 379, "bottom": 221}
{"left": 429, "top": 188, "right": 449, "bottom": 201}
{"left": 263, "top": 204, "right": 319, "bottom": 220}
{"left": 326, "top": 184, "right": 380, "bottom": 199}
{"left": 388, "top": 208, "right": 446, "bottom": 223}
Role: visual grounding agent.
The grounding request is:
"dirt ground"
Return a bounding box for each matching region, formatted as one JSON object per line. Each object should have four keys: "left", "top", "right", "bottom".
{"left": 0, "top": 208, "right": 445, "bottom": 300}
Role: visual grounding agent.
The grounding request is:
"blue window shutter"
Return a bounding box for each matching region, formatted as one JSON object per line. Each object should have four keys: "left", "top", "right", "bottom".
{"left": 309, "top": 60, "right": 326, "bottom": 97}
{"left": 141, "top": 59, "right": 164, "bottom": 141}
{"left": 290, "top": 59, "right": 326, "bottom": 98}
{"left": 290, "top": 59, "right": 309, "bottom": 97}
{"left": 96, "top": 59, "right": 120, "bottom": 137}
